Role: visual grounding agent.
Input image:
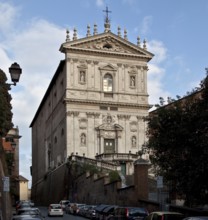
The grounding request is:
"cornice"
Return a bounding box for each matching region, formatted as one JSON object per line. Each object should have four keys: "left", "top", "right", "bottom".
{"left": 63, "top": 98, "right": 152, "bottom": 110}
{"left": 64, "top": 47, "right": 152, "bottom": 61}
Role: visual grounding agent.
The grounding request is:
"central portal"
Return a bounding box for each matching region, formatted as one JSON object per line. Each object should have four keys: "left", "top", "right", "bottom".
{"left": 104, "top": 139, "right": 115, "bottom": 153}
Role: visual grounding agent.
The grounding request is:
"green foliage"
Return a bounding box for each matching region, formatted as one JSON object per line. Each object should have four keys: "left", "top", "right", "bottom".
{"left": 71, "top": 162, "right": 99, "bottom": 177}
{"left": 0, "top": 69, "right": 13, "bottom": 137}
{"left": 82, "top": 163, "right": 99, "bottom": 175}
{"left": 109, "top": 170, "right": 121, "bottom": 182}
{"left": 146, "top": 72, "right": 208, "bottom": 207}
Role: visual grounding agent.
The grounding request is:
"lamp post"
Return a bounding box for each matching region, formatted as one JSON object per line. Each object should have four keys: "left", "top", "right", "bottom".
{"left": 0, "top": 62, "right": 22, "bottom": 220}
{"left": 8, "top": 62, "right": 22, "bottom": 86}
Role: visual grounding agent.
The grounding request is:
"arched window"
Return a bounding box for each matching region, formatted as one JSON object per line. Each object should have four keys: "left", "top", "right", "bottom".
{"left": 103, "top": 73, "right": 113, "bottom": 92}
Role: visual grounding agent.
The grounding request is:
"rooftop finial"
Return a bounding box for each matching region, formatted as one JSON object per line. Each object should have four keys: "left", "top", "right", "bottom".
{"left": 86, "top": 24, "right": 91, "bottom": 37}
{"left": 93, "top": 23, "right": 98, "bottom": 35}
{"left": 117, "top": 26, "right": 121, "bottom": 37}
{"left": 124, "top": 28, "right": 128, "bottom": 40}
{"left": 143, "top": 39, "right": 147, "bottom": 50}
{"left": 73, "top": 28, "right": 77, "bottom": 40}
{"left": 66, "top": 29, "right": 70, "bottom": 41}
{"left": 137, "top": 36, "right": 140, "bottom": 47}
{"left": 103, "top": 6, "right": 111, "bottom": 32}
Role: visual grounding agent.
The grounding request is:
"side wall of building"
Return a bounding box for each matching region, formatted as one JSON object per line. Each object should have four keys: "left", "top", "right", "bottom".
{"left": 31, "top": 64, "right": 67, "bottom": 187}
{"left": 19, "top": 181, "right": 29, "bottom": 200}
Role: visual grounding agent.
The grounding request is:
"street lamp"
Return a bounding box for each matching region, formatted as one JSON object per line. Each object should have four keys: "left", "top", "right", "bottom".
{"left": 8, "top": 62, "right": 22, "bottom": 86}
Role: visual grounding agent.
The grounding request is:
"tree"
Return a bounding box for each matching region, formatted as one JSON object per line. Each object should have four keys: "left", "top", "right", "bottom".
{"left": 146, "top": 71, "right": 208, "bottom": 207}
{"left": 0, "top": 69, "right": 13, "bottom": 138}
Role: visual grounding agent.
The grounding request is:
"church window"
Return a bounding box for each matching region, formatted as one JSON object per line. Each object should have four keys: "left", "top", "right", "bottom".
{"left": 103, "top": 73, "right": 113, "bottom": 92}
{"left": 48, "top": 143, "right": 52, "bottom": 169}
{"left": 54, "top": 136, "right": 57, "bottom": 144}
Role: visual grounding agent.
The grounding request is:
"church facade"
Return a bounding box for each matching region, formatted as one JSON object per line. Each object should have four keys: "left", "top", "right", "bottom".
{"left": 30, "top": 17, "right": 154, "bottom": 194}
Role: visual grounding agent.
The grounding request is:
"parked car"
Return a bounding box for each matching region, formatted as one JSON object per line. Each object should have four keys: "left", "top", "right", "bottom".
{"left": 68, "top": 203, "right": 86, "bottom": 215}
{"left": 65, "top": 203, "right": 72, "bottom": 214}
{"left": 79, "top": 204, "right": 92, "bottom": 217}
{"left": 145, "top": 211, "right": 184, "bottom": 220}
{"left": 183, "top": 217, "right": 208, "bottom": 220}
{"left": 102, "top": 205, "right": 118, "bottom": 220}
{"left": 76, "top": 203, "right": 86, "bottom": 215}
{"left": 95, "top": 204, "right": 110, "bottom": 220}
{"left": 85, "top": 205, "right": 97, "bottom": 219}
{"left": 108, "top": 206, "right": 149, "bottom": 220}
{"left": 59, "top": 200, "right": 70, "bottom": 210}
{"left": 12, "top": 207, "right": 44, "bottom": 220}
{"left": 48, "top": 204, "right": 64, "bottom": 217}
{"left": 16, "top": 201, "right": 32, "bottom": 211}
{"left": 12, "top": 215, "right": 44, "bottom": 220}
{"left": 16, "top": 207, "right": 42, "bottom": 216}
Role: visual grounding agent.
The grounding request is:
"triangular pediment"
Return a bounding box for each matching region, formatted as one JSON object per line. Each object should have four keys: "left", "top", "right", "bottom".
{"left": 60, "top": 32, "right": 153, "bottom": 60}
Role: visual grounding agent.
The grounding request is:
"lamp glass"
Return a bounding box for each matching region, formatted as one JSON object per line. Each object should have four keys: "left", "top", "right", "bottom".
{"left": 9, "top": 62, "right": 22, "bottom": 83}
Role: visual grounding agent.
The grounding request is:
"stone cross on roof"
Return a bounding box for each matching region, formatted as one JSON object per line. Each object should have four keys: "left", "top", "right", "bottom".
{"left": 103, "top": 6, "right": 112, "bottom": 32}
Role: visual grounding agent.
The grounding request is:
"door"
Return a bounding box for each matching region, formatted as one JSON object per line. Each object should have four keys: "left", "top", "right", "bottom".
{"left": 104, "top": 139, "right": 115, "bottom": 153}
{"left": 120, "top": 163, "right": 126, "bottom": 176}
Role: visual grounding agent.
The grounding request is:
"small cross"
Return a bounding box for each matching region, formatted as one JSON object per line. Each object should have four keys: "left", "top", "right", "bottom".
{"left": 103, "top": 6, "right": 112, "bottom": 23}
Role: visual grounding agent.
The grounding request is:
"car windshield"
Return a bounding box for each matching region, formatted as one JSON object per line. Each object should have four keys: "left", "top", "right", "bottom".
{"left": 51, "top": 205, "right": 61, "bottom": 209}
{"left": 129, "top": 208, "right": 148, "bottom": 216}
{"left": 163, "top": 214, "right": 184, "bottom": 220}
{"left": 17, "top": 209, "right": 40, "bottom": 216}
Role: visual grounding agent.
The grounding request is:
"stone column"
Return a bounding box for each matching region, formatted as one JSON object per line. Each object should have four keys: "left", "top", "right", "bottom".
{"left": 134, "top": 158, "right": 150, "bottom": 200}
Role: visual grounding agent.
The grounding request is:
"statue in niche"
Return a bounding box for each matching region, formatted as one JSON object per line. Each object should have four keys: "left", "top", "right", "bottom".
{"left": 80, "top": 70, "right": 86, "bottom": 83}
{"left": 130, "top": 76, "right": 135, "bottom": 87}
{"left": 132, "top": 136, "right": 137, "bottom": 148}
{"left": 80, "top": 133, "right": 86, "bottom": 145}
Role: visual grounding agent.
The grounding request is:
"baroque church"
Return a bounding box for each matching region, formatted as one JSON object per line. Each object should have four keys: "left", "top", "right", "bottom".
{"left": 30, "top": 9, "right": 154, "bottom": 201}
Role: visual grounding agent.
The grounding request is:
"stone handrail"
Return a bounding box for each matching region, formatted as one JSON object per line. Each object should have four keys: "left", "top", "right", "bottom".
{"left": 68, "top": 154, "right": 121, "bottom": 172}
{"left": 95, "top": 152, "right": 140, "bottom": 161}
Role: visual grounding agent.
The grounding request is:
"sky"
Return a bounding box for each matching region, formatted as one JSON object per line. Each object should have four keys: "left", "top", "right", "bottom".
{"left": 0, "top": 0, "right": 208, "bottom": 188}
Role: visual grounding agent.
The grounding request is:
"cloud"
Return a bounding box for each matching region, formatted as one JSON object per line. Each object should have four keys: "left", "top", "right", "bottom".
{"left": 141, "top": 16, "right": 153, "bottom": 35}
{"left": 147, "top": 40, "right": 171, "bottom": 105}
{"left": 0, "top": 3, "right": 66, "bottom": 184}
{"left": 96, "top": 0, "right": 104, "bottom": 7}
{"left": 0, "top": 2, "right": 19, "bottom": 34}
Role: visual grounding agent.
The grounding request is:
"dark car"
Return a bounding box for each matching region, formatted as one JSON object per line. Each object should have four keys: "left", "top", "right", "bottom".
{"left": 145, "top": 211, "right": 184, "bottom": 220}
{"left": 109, "top": 206, "right": 149, "bottom": 220}
{"left": 183, "top": 217, "right": 208, "bottom": 220}
{"left": 16, "top": 208, "right": 41, "bottom": 216}
{"left": 12, "top": 216, "right": 44, "bottom": 220}
{"left": 102, "top": 205, "right": 118, "bottom": 220}
{"left": 95, "top": 204, "right": 110, "bottom": 220}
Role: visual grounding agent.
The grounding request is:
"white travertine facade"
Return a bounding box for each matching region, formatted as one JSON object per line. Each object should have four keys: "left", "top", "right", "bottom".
{"left": 30, "top": 22, "right": 154, "bottom": 187}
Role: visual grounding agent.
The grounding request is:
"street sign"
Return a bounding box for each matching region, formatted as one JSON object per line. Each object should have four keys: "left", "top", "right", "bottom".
{"left": 3, "top": 176, "right": 10, "bottom": 192}
{"left": 157, "top": 176, "right": 163, "bottom": 188}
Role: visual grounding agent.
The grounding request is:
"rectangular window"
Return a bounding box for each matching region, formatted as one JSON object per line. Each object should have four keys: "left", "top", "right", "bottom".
{"left": 104, "top": 93, "right": 113, "bottom": 98}
{"left": 100, "top": 106, "right": 108, "bottom": 110}
{"left": 110, "top": 107, "right": 118, "bottom": 111}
